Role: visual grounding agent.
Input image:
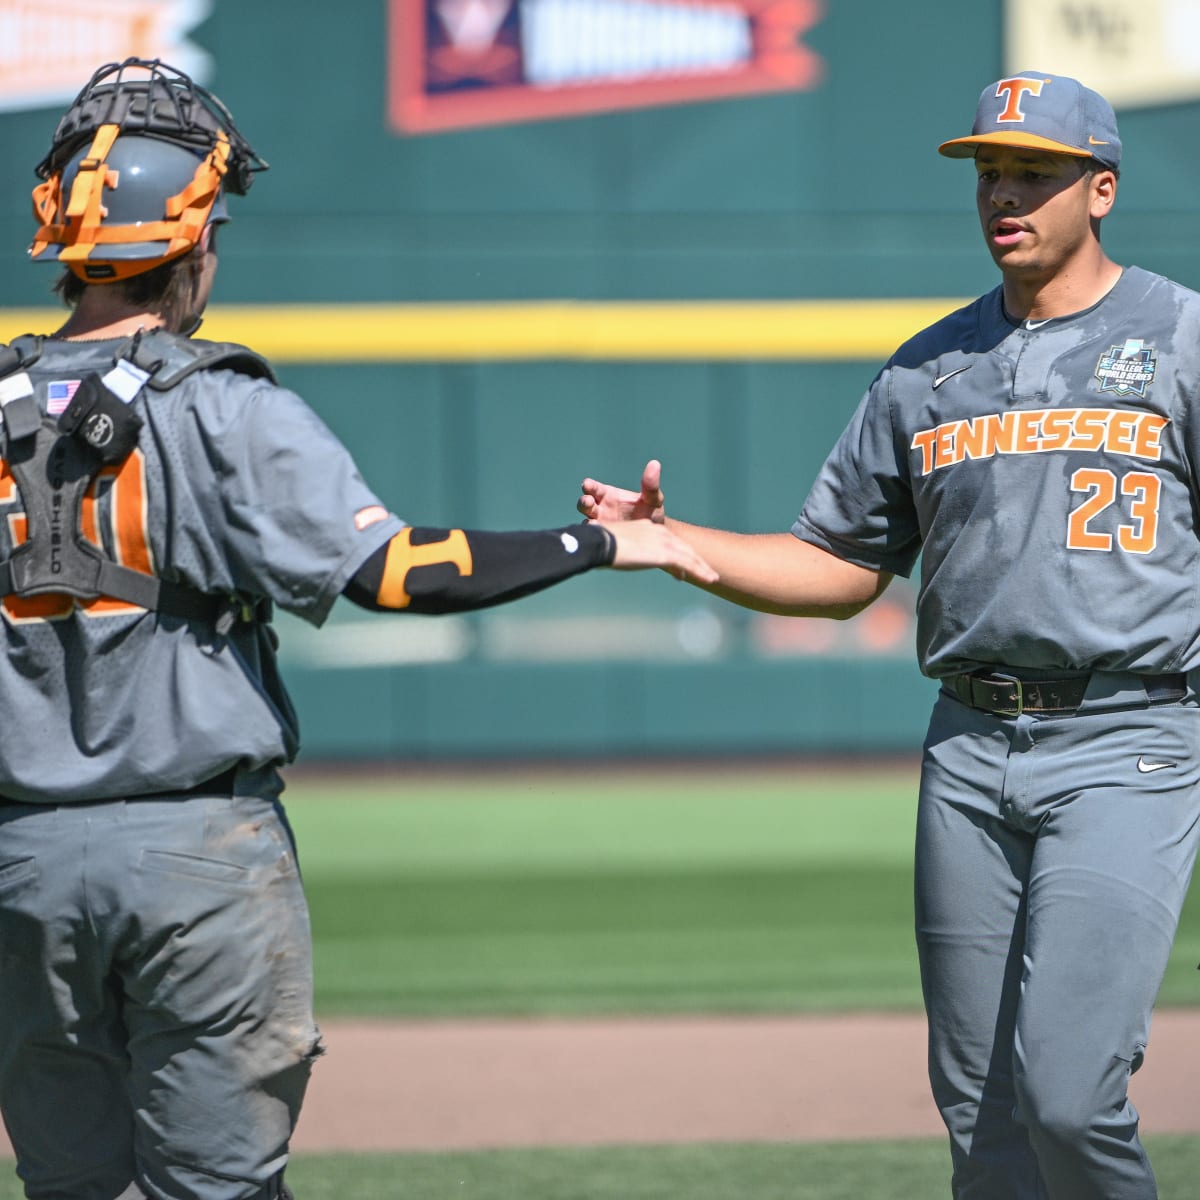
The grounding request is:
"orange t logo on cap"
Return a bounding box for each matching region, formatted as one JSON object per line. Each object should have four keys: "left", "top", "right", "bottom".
{"left": 994, "top": 77, "right": 1046, "bottom": 122}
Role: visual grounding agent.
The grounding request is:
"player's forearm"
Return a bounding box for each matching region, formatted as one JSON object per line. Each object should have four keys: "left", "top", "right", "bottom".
{"left": 661, "top": 521, "right": 890, "bottom": 618}
{"left": 343, "top": 524, "right": 614, "bottom": 614}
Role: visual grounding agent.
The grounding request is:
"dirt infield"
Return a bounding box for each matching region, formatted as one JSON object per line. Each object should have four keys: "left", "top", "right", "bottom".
{"left": 287, "top": 1010, "right": 1200, "bottom": 1152}
{"left": 292, "top": 1012, "right": 941, "bottom": 1151}
{"left": 283, "top": 1012, "right": 1200, "bottom": 1152}
{"left": 0, "top": 1008, "right": 1195, "bottom": 1156}
{"left": 0, "top": 1009, "right": 1196, "bottom": 1157}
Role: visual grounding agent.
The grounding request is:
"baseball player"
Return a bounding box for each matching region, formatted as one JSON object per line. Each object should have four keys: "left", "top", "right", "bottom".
{"left": 580, "top": 73, "right": 1200, "bottom": 1198}
{"left": 0, "top": 58, "right": 715, "bottom": 1200}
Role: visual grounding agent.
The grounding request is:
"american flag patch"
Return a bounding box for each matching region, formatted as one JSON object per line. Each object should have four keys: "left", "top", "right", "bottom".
{"left": 47, "top": 380, "right": 81, "bottom": 415}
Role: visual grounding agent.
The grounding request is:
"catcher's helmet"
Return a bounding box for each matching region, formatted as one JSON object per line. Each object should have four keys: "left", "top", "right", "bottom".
{"left": 30, "top": 57, "right": 267, "bottom": 282}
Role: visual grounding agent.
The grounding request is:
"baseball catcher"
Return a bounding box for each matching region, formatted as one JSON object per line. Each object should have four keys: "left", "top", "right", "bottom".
{"left": 0, "top": 58, "right": 714, "bottom": 1200}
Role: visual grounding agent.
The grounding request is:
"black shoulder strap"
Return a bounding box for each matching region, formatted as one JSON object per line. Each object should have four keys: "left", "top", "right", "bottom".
{"left": 0, "top": 335, "right": 46, "bottom": 380}
{"left": 0, "top": 338, "right": 47, "bottom": 441}
{"left": 118, "top": 329, "right": 277, "bottom": 390}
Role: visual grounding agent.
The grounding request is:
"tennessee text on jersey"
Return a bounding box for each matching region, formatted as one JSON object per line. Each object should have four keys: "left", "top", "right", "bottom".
{"left": 910, "top": 407, "right": 1168, "bottom": 476}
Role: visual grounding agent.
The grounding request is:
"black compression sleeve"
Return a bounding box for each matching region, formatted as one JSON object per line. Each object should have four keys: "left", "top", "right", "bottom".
{"left": 343, "top": 523, "right": 616, "bottom": 614}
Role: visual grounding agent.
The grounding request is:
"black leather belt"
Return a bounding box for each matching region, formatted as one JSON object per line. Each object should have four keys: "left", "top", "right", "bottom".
{"left": 0, "top": 765, "right": 239, "bottom": 807}
{"left": 945, "top": 671, "right": 1188, "bottom": 717}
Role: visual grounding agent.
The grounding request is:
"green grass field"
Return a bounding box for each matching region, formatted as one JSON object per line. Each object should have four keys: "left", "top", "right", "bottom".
{"left": 290, "top": 764, "right": 922, "bottom": 1016}
{"left": 2, "top": 1138, "right": 1197, "bottom": 1199}
{"left": 282, "top": 1136, "right": 1200, "bottom": 1198}
{"left": 282, "top": 763, "right": 1200, "bottom": 1016}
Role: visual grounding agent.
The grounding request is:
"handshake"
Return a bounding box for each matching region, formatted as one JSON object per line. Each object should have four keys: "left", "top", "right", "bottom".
{"left": 581, "top": 459, "right": 718, "bottom": 584}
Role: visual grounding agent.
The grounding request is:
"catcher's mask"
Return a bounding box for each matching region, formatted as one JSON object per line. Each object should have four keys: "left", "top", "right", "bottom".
{"left": 30, "top": 57, "right": 267, "bottom": 282}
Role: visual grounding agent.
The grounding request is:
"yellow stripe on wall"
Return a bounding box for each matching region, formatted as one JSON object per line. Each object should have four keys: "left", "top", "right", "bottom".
{"left": 0, "top": 299, "right": 968, "bottom": 363}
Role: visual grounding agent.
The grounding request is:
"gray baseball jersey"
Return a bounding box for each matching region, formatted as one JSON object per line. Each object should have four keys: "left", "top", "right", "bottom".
{"left": 0, "top": 337, "right": 403, "bottom": 803}
{"left": 794, "top": 265, "right": 1200, "bottom": 678}
{"left": 794, "top": 265, "right": 1200, "bottom": 1193}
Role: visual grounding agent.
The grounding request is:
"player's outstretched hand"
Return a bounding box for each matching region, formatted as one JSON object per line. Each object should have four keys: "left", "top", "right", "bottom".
{"left": 600, "top": 518, "right": 717, "bottom": 584}
{"left": 579, "top": 459, "right": 665, "bottom": 523}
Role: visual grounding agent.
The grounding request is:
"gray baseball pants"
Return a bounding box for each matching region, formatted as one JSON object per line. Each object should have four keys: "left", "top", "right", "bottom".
{"left": 0, "top": 790, "right": 321, "bottom": 1199}
{"left": 917, "top": 672, "right": 1200, "bottom": 1199}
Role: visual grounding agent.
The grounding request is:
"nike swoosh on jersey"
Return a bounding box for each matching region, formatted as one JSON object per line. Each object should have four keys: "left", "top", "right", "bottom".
{"left": 1136, "top": 756, "right": 1176, "bottom": 773}
{"left": 932, "top": 365, "right": 972, "bottom": 389}
{"left": 1025, "top": 319, "right": 1051, "bottom": 329}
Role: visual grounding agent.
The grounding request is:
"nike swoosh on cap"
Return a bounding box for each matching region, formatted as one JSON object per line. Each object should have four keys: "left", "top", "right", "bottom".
{"left": 933, "top": 365, "right": 972, "bottom": 389}
{"left": 1136, "top": 756, "right": 1176, "bottom": 773}
{"left": 1088, "top": 135, "right": 1110, "bottom": 145}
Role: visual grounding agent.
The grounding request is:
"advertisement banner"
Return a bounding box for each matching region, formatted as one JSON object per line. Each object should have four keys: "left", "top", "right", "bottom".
{"left": 389, "top": 0, "right": 824, "bottom": 133}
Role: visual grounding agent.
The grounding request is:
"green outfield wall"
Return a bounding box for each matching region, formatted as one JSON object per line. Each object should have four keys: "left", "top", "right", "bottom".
{"left": 1, "top": 0, "right": 1197, "bottom": 759}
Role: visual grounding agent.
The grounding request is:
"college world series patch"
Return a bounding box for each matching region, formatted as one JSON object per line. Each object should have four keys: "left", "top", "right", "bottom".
{"left": 1095, "top": 339, "right": 1158, "bottom": 398}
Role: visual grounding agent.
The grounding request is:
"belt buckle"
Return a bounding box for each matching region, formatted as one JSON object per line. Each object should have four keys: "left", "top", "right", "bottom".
{"left": 986, "top": 672, "right": 1024, "bottom": 717}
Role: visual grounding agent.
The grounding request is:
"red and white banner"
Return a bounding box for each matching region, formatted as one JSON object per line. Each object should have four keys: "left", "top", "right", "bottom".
{"left": 389, "top": 0, "right": 825, "bottom": 134}
{"left": 0, "top": 0, "right": 212, "bottom": 113}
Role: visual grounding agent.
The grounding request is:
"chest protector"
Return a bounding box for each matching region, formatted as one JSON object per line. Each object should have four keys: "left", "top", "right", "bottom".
{"left": 0, "top": 329, "right": 275, "bottom": 628}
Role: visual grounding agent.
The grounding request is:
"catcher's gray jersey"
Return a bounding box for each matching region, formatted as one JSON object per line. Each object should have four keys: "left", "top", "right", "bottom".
{"left": 794, "top": 266, "right": 1200, "bottom": 678}
{"left": 0, "top": 337, "right": 403, "bottom": 803}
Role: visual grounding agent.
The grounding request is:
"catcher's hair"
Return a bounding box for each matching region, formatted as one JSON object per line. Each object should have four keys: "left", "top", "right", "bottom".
{"left": 52, "top": 232, "right": 210, "bottom": 313}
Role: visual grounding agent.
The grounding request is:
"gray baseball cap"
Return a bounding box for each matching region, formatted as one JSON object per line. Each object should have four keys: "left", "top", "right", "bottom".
{"left": 938, "top": 71, "right": 1121, "bottom": 170}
